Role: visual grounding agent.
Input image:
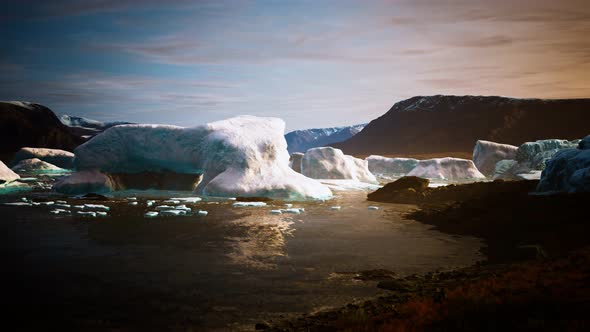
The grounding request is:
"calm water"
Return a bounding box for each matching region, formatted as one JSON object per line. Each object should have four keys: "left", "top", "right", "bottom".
{"left": 2, "top": 190, "right": 483, "bottom": 331}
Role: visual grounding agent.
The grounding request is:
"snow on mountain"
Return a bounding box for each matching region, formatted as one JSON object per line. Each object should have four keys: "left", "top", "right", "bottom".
{"left": 285, "top": 124, "right": 366, "bottom": 154}
{"left": 56, "top": 116, "right": 332, "bottom": 200}
{"left": 59, "top": 114, "right": 132, "bottom": 131}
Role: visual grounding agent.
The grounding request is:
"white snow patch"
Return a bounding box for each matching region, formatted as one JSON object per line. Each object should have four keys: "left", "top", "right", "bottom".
{"left": 232, "top": 201, "right": 267, "bottom": 207}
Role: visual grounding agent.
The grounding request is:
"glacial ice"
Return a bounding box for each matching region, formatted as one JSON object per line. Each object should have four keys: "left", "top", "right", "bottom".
{"left": 301, "top": 147, "right": 377, "bottom": 183}
{"left": 0, "top": 160, "right": 20, "bottom": 183}
{"left": 53, "top": 170, "right": 115, "bottom": 194}
{"left": 368, "top": 206, "right": 379, "bottom": 210}
{"left": 11, "top": 147, "right": 75, "bottom": 169}
{"left": 145, "top": 211, "right": 159, "bottom": 218}
{"left": 197, "top": 210, "right": 208, "bottom": 216}
{"left": 472, "top": 140, "right": 518, "bottom": 177}
{"left": 406, "top": 158, "right": 486, "bottom": 182}
{"left": 59, "top": 116, "right": 331, "bottom": 200}
{"left": 160, "top": 209, "right": 187, "bottom": 216}
{"left": 330, "top": 206, "right": 341, "bottom": 210}
{"left": 289, "top": 152, "right": 304, "bottom": 173}
{"left": 270, "top": 210, "right": 282, "bottom": 215}
{"left": 233, "top": 202, "right": 267, "bottom": 207}
{"left": 365, "top": 155, "right": 418, "bottom": 179}
{"left": 83, "top": 204, "right": 109, "bottom": 211}
{"left": 76, "top": 211, "right": 97, "bottom": 217}
{"left": 537, "top": 137, "right": 590, "bottom": 193}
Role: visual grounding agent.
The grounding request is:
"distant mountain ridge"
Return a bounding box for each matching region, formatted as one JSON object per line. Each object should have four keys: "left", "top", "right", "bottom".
{"left": 285, "top": 124, "right": 366, "bottom": 154}
{"left": 333, "top": 95, "right": 590, "bottom": 155}
{"left": 59, "top": 114, "right": 132, "bottom": 131}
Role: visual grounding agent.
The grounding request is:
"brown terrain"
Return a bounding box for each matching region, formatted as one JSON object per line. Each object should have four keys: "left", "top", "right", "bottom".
{"left": 335, "top": 95, "right": 590, "bottom": 156}
{"left": 0, "top": 102, "right": 85, "bottom": 163}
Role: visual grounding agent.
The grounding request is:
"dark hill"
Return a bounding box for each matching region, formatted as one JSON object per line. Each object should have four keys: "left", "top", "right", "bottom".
{"left": 0, "top": 101, "right": 85, "bottom": 163}
{"left": 334, "top": 95, "right": 590, "bottom": 155}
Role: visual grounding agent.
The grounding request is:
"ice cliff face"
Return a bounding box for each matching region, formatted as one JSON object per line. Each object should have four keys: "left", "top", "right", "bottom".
{"left": 365, "top": 155, "right": 419, "bottom": 180}
{"left": 537, "top": 136, "right": 590, "bottom": 193}
{"left": 472, "top": 140, "right": 518, "bottom": 177}
{"left": 59, "top": 114, "right": 131, "bottom": 131}
{"left": 56, "top": 116, "right": 332, "bottom": 200}
{"left": 407, "top": 158, "right": 486, "bottom": 182}
{"left": 285, "top": 124, "right": 366, "bottom": 154}
{"left": 300, "top": 147, "right": 377, "bottom": 183}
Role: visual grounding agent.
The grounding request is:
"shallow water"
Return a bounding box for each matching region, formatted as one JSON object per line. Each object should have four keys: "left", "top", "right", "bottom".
{"left": 1, "top": 190, "right": 483, "bottom": 331}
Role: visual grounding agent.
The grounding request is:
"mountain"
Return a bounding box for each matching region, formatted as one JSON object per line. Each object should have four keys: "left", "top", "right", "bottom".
{"left": 59, "top": 114, "right": 132, "bottom": 131}
{"left": 333, "top": 95, "right": 590, "bottom": 156}
{"left": 0, "top": 101, "right": 85, "bottom": 163}
{"left": 285, "top": 124, "right": 366, "bottom": 154}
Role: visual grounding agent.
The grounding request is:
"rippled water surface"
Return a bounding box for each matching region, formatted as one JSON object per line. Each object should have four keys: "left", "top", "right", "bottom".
{"left": 2, "top": 190, "right": 483, "bottom": 331}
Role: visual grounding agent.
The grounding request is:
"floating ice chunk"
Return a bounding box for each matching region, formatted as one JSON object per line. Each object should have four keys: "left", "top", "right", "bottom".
{"left": 3, "top": 202, "right": 32, "bottom": 206}
{"left": 301, "top": 147, "right": 377, "bottom": 183}
{"left": 11, "top": 147, "right": 75, "bottom": 169}
{"left": 50, "top": 209, "right": 70, "bottom": 214}
{"left": 299, "top": 207, "right": 305, "bottom": 212}
{"left": 155, "top": 205, "right": 174, "bottom": 210}
{"left": 368, "top": 206, "right": 379, "bottom": 210}
{"left": 126, "top": 197, "right": 137, "bottom": 201}
{"left": 128, "top": 201, "right": 138, "bottom": 206}
{"left": 54, "top": 203, "right": 71, "bottom": 209}
{"left": 226, "top": 197, "right": 237, "bottom": 201}
{"left": 145, "top": 211, "right": 159, "bottom": 218}
{"left": 96, "top": 211, "right": 107, "bottom": 217}
{"left": 281, "top": 208, "right": 301, "bottom": 214}
{"left": 407, "top": 157, "right": 485, "bottom": 182}
{"left": 146, "top": 200, "right": 156, "bottom": 207}
{"left": 56, "top": 200, "right": 67, "bottom": 204}
{"left": 36, "top": 201, "right": 55, "bottom": 206}
{"left": 232, "top": 201, "right": 267, "bottom": 207}
{"left": 170, "top": 197, "right": 202, "bottom": 203}
{"left": 163, "top": 200, "right": 181, "bottom": 205}
{"left": 159, "top": 209, "right": 187, "bottom": 216}
{"left": 330, "top": 206, "right": 341, "bottom": 210}
{"left": 197, "top": 210, "right": 208, "bottom": 216}
{"left": 284, "top": 203, "right": 293, "bottom": 208}
{"left": 76, "top": 211, "right": 97, "bottom": 217}
{"left": 21, "top": 197, "right": 28, "bottom": 202}
{"left": 174, "top": 204, "right": 192, "bottom": 212}
{"left": 73, "top": 205, "right": 85, "bottom": 209}
{"left": 366, "top": 155, "right": 418, "bottom": 179}
{"left": 83, "top": 204, "right": 109, "bottom": 211}
{"left": 270, "top": 209, "right": 282, "bottom": 215}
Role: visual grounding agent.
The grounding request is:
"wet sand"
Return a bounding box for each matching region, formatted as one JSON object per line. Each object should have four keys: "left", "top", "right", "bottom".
{"left": 1, "top": 191, "right": 482, "bottom": 331}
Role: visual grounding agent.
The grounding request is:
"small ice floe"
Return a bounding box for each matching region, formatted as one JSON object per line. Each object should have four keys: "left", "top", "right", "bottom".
{"left": 96, "top": 211, "right": 107, "bottom": 217}
{"left": 84, "top": 204, "right": 109, "bottom": 211}
{"left": 128, "top": 201, "right": 138, "bottom": 206}
{"left": 226, "top": 197, "right": 237, "bottom": 201}
{"left": 37, "top": 201, "right": 55, "bottom": 206}
{"left": 146, "top": 200, "right": 156, "bottom": 207}
{"left": 76, "top": 211, "right": 97, "bottom": 217}
{"left": 284, "top": 203, "right": 293, "bottom": 208}
{"left": 72, "top": 205, "right": 85, "bottom": 210}
{"left": 159, "top": 209, "right": 187, "bottom": 216}
{"left": 232, "top": 202, "right": 267, "bottom": 207}
{"left": 163, "top": 199, "right": 181, "bottom": 205}
{"left": 170, "top": 197, "right": 201, "bottom": 203}
{"left": 270, "top": 209, "right": 283, "bottom": 215}
{"left": 145, "top": 211, "right": 159, "bottom": 218}
{"left": 56, "top": 200, "right": 67, "bottom": 204}
{"left": 54, "top": 203, "right": 71, "bottom": 209}
{"left": 126, "top": 197, "right": 137, "bottom": 201}
{"left": 368, "top": 206, "right": 379, "bottom": 210}
{"left": 4, "top": 202, "right": 32, "bottom": 207}
{"left": 50, "top": 209, "right": 70, "bottom": 215}
{"left": 20, "top": 197, "right": 28, "bottom": 202}
{"left": 197, "top": 210, "right": 208, "bottom": 216}
{"left": 155, "top": 205, "right": 175, "bottom": 210}
{"left": 174, "top": 204, "right": 192, "bottom": 212}
{"left": 330, "top": 206, "right": 341, "bottom": 210}
{"left": 281, "top": 208, "right": 303, "bottom": 214}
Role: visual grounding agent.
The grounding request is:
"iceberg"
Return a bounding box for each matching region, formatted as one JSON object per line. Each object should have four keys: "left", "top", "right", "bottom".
{"left": 301, "top": 147, "right": 377, "bottom": 183}
{"left": 11, "top": 147, "right": 75, "bottom": 169}
{"left": 537, "top": 136, "right": 590, "bottom": 193}
{"left": 1, "top": 160, "right": 20, "bottom": 184}
{"left": 289, "top": 152, "right": 304, "bottom": 173}
{"left": 407, "top": 157, "right": 486, "bottom": 182}
{"left": 472, "top": 140, "right": 518, "bottom": 177}
{"left": 365, "top": 155, "right": 418, "bottom": 179}
{"left": 53, "top": 170, "right": 115, "bottom": 195}
{"left": 56, "top": 116, "right": 331, "bottom": 200}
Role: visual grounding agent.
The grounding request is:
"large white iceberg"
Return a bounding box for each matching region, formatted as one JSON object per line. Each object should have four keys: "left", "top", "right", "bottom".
{"left": 300, "top": 147, "right": 377, "bottom": 183}
{"left": 55, "top": 116, "right": 332, "bottom": 200}
{"left": 472, "top": 140, "right": 518, "bottom": 177}
{"left": 537, "top": 136, "right": 590, "bottom": 193}
{"left": 407, "top": 157, "right": 485, "bottom": 182}
{"left": 365, "top": 155, "right": 418, "bottom": 179}
{"left": 11, "top": 147, "right": 75, "bottom": 169}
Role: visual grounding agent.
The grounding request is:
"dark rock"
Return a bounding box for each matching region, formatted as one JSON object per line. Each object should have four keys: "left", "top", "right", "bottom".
{"left": 333, "top": 95, "right": 590, "bottom": 155}
{"left": 255, "top": 322, "right": 270, "bottom": 330}
{"left": 377, "top": 279, "right": 411, "bottom": 292}
{"left": 235, "top": 196, "right": 273, "bottom": 202}
{"left": 354, "top": 269, "right": 397, "bottom": 281}
{"left": 367, "top": 176, "right": 429, "bottom": 202}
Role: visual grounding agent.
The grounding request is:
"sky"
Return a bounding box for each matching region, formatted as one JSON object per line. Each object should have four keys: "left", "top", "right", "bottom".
{"left": 1, "top": 0, "right": 589, "bottom": 130}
